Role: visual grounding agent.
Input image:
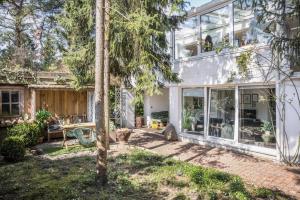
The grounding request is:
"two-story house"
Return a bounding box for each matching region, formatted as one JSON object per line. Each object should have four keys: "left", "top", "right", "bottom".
{"left": 143, "top": 0, "right": 300, "bottom": 161}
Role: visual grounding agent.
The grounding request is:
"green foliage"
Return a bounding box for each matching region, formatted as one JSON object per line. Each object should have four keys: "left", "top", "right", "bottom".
{"left": 0, "top": 0, "right": 63, "bottom": 74}
{"left": 254, "top": 187, "right": 274, "bottom": 198}
{"left": 182, "top": 107, "right": 192, "bottom": 130}
{"left": 8, "top": 123, "right": 42, "bottom": 147}
{"left": 0, "top": 136, "right": 25, "bottom": 162}
{"left": 0, "top": 149, "right": 292, "bottom": 199}
{"left": 58, "top": 0, "right": 95, "bottom": 88}
{"left": 260, "top": 120, "right": 274, "bottom": 133}
{"left": 42, "top": 145, "right": 96, "bottom": 157}
{"left": 59, "top": 0, "right": 187, "bottom": 95}
{"left": 236, "top": 51, "right": 252, "bottom": 78}
{"left": 135, "top": 102, "right": 144, "bottom": 117}
{"left": 36, "top": 109, "right": 52, "bottom": 126}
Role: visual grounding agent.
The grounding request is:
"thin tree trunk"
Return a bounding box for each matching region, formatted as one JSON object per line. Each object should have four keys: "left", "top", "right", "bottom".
{"left": 95, "top": 0, "right": 107, "bottom": 185}
{"left": 104, "top": 0, "right": 110, "bottom": 150}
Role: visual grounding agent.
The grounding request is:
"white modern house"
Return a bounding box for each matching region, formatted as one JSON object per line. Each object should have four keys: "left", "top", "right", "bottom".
{"left": 144, "top": 0, "right": 300, "bottom": 161}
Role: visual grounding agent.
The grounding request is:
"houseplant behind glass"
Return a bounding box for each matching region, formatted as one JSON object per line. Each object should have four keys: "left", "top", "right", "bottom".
{"left": 260, "top": 121, "right": 275, "bottom": 143}
{"left": 183, "top": 109, "right": 191, "bottom": 132}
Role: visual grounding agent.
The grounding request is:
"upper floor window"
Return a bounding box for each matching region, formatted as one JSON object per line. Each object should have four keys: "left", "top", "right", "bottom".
{"left": 0, "top": 91, "right": 20, "bottom": 116}
{"left": 175, "top": 16, "right": 199, "bottom": 59}
{"left": 201, "top": 6, "right": 230, "bottom": 52}
{"left": 233, "top": 0, "right": 270, "bottom": 47}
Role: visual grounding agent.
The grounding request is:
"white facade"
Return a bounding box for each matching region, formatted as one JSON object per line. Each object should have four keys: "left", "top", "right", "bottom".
{"left": 144, "top": 0, "right": 300, "bottom": 161}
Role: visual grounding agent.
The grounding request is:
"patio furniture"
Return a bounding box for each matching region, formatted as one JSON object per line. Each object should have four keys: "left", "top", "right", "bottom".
{"left": 62, "top": 122, "right": 96, "bottom": 149}
{"left": 66, "top": 128, "right": 96, "bottom": 147}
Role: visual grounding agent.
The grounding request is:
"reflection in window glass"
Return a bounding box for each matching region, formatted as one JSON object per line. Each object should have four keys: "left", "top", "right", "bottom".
{"left": 11, "top": 104, "right": 20, "bottom": 115}
{"left": 182, "top": 88, "right": 205, "bottom": 135}
{"left": 233, "top": 0, "right": 270, "bottom": 47}
{"left": 209, "top": 89, "right": 235, "bottom": 139}
{"left": 239, "top": 88, "right": 276, "bottom": 149}
{"left": 11, "top": 92, "right": 19, "bottom": 103}
{"left": 175, "top": 17, "right": 199, "bottom": 59}
{"left": 201, "top": 6, "right": 230, "bottom": 52}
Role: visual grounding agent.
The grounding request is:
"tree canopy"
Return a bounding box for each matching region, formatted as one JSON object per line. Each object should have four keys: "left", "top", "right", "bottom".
{"left": 58, "top": 0, "right": 187, "bottom": 96}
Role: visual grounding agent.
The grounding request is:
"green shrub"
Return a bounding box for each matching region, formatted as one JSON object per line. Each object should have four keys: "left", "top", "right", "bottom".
{"left": 8, "top": 123, "right": 42, "bottom": 147}
{"left": 190, "top": 169, "right": 204, "bottom": 184}
{"left": 1, "top": 136, "right": 25, "bottom": 162}
{"left": 254, "top": 188, "right": 274, "bottom": 198}
{"left": 36, "top": 109, "right": 52, "bottom": 128}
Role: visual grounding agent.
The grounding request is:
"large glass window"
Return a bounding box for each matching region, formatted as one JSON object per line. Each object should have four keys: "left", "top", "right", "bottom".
{"left": 0, "top": 91, "right": 20, "bottom": 116}
{"left": 239, "top": 88, "right": 276, "bottom": 149}
{"left": 182, "top": 88, "right": 205, "bottom": 135}
{"left": 233, "top": 0, "right": 270, "bottom": 47}
{"left": 209, "top": 89, "right": 235, "bottom": 139}
{"left": 175, "top": 17, "right": 199, "bottom": 59}
{"left": 201, "top": 6, "right": 230, "bottom": 52}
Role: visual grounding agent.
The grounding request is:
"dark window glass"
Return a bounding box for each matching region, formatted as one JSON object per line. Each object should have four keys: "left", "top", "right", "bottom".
{"left": 2, "top": 92, "right": 9, "bottom": 103}
{"left": 2, "top": 104, "right": 10, "bottom": 115}
{"left": 11, "top": 92, "right": 19, "bottom": 103}
{"left": 11, "top": 104, "right": 20, "bottom": 115}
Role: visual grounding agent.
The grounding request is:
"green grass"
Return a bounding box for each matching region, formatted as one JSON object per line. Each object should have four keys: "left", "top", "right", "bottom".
{"left": 42, "top": 145, "right": 96, "bottom": 157}
{"left": 0, "top": 149, "right": 293, "bottom": 200}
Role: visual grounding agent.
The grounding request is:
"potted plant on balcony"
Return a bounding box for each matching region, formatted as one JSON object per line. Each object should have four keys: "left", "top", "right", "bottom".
{"left": 260, "top": 121, "right": 275, "bottom": 143}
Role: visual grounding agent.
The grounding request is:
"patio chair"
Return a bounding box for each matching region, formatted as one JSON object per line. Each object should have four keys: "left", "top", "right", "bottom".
{"left": 66, "top": 128, "right": 96, "bottom": 147}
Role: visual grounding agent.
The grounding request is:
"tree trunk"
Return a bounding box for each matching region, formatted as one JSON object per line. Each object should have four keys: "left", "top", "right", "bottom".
{"left": 104, "top": 0, "right": 110, "bottom": 150}
{"left": 95, "top": 0, "right": 107, "bottom": 185}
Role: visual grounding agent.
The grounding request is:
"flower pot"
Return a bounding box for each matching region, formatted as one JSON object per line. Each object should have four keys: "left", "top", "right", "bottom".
{"left": 135, "top": 116, "right": 144, "bottom": 128}
{"left": 262, "top": 133, "right": 275, "bottom": 143}
{"left": 116, "top": 128, "right": 132, "bottom": 143}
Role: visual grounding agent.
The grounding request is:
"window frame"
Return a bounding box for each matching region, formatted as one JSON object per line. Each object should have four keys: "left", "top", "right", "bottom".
{"left": 0, "top": 90, "right": 21, "bottom": 116}
{"left": 200, "top": 5, "right": 231, "bottom": 53}
{"left": 207, "top": 87, "right": 236, "bottom": 141}
{"left": 181, "top": 87, "right": 206, "bottom": 135}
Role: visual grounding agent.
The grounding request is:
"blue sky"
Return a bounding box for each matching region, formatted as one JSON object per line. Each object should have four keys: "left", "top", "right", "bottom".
{"left": 187, "top": 0, "right": 213, "bottom": 9}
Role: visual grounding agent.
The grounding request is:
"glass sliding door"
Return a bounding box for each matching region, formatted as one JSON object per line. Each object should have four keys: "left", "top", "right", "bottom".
{"left": 239, "top": 88, "right": 276, "bottom": 149}
{"left": 182, "top": 88, "right": 205, "bottom": 135}
{"left": 208, "top": 89, "right": 235, "bottom": 139}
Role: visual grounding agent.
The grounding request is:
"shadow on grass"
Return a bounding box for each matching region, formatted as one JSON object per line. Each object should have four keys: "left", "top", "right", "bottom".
{"left": 0, "top": 153, "right": 167, "bottom": 200}
{"left": 0, "top": 148, "right": 296, "bottom": 200}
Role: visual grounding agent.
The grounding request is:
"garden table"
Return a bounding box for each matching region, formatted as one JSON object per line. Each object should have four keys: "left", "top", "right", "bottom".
{"left": 62, "top": 122, "right": 96, "bottom": 149}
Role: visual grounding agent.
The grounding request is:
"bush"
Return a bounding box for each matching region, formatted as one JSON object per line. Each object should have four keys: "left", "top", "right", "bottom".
{"left": 36, "top": 109, "right": 52, "bottom": 128}
{"left": 1, "top": 136, "right": 25, "bottom": 162}
{"left": 8, "top": 123, "right": 42, "bottom": 147}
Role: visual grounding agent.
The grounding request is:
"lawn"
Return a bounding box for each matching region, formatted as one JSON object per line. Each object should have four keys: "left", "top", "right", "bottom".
{"left": 42, "top": 145, "right": 96, "bottom": 157}
{"left": 0, "top": 149, "right": 292, "bottom": 200}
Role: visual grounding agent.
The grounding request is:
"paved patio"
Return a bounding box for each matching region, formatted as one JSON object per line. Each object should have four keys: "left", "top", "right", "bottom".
{"left": 128, "top": 129, "right": 300, "bottom": 198}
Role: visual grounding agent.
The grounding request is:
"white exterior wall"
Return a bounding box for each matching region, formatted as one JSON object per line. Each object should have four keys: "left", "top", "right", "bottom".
{"left": 169, "top": 87, "right": 181, "bottom": 132}
{"left": 171, "top": 48, "right": 274, "bottom": 87}
{"left": 281, "top": 78, "right": 300, "bottom": 161}
{"left": 144, "top": 88, "right": 169, "bottom": 127}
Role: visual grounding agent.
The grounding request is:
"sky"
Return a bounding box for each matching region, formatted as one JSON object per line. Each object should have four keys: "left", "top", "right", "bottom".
{"left": 187, "top": 0, "right": 213, "bottom": 9}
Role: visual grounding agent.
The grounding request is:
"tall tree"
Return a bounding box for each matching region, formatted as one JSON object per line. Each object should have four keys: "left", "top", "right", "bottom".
{"left": 95, "top": 0, "right": 107, "bottom": 185}
{"left": 0, "top": 0, "right": 63, "bottom": 73}
{"left": 104, "top": 0, "right": 110, "bottom": 149}
{"left": 58, "top": 0, "right": 95, "bottom": 88}
{"left": 59, "top": 0, "right": 187, "bottom": 94}
{"left": 109, "top": 0, "right": 186, "bottom": 101}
